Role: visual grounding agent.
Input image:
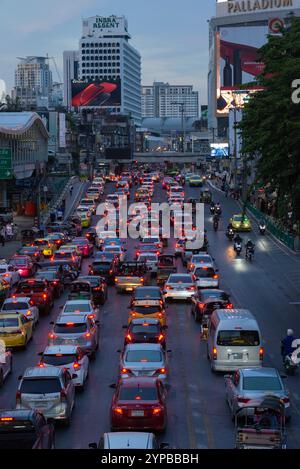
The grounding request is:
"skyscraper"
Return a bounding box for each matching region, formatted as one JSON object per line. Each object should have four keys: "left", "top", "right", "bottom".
{"left": 63, "top": 51, "right": 79, "bottom": 107}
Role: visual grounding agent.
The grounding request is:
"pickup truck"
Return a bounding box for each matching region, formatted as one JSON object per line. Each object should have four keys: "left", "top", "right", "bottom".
{"left": 115, "top": 262, "right": 150, "bottom": 293}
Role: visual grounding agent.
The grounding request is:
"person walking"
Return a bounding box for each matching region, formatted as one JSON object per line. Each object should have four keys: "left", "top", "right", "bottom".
{"left": 5, "top": 223, "right": 13, "bottom": 241}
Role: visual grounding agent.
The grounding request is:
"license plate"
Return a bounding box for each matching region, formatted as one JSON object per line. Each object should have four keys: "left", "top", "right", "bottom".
{"left": 131, "top": 410, "right": 144, "bottom": 417}
{"left": 232, "top": 353, "right": 243, "bottom": 360}
{"left": 65, "top": 339, "right": 76, "bottom": 344}
{"left": 126, "top": 287, "right": 133, "bottom": 292}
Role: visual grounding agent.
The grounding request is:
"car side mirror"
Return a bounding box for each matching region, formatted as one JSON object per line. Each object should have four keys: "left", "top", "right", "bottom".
{"left": 89, "top": 443, "right": 98, "bottom": 449}
{"left": 109, "top": 383, "right": 117, "bottom": 389}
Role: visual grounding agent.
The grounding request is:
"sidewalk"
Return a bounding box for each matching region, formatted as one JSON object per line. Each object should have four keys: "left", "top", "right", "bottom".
{"left": 0, "top": 179, "right": 86, "bottom": 261}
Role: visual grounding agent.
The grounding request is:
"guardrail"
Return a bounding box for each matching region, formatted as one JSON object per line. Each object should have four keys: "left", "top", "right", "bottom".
{"left": 245, "top": 202, "right": 296, "bottom": 251}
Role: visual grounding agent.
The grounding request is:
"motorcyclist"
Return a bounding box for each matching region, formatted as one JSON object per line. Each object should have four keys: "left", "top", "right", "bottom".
{"left": 234, "top": 233, "right": 242, "bottom": 244}
{"left": 245, "top": 239, "right": 255, "bottom": 253}
{"left": 210, "top": 202, "right": 215, "bottom": 214}
{"left": 281, "top": 329, "right": 297, "bottom": 361}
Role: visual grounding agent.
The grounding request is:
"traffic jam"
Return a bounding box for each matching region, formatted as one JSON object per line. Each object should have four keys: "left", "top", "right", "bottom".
{"left": 0, "top": 165, "right": 298, "bottom": 450}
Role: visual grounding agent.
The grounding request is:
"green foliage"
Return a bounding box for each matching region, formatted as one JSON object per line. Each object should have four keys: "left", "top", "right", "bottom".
{"left": 239, "top": 15, "right": 300, "bottom": 218}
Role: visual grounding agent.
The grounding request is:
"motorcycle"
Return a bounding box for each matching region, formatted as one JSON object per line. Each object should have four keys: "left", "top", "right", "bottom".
{"left": 213, "top": 219, "right": 219, "bottom": 232}
{"left": 283, "top": 354, "right": 298, "bottom": 375}
{"left": 245, "top": 246, "right": 255, "bottom": 262}
{"left": 234, "top": 242, "right": 242, "bottom": 256}
{"left": 210, "top": 205, "right": 215, "bottom": 215}
{"left": 226, "top": 228, "right": 235, "bottom": 241}
{"left": 215, "top": 206, "right": 222, "bottom": 217}
{"left": 259, "top": 221, "right": 266, "bottom": 235}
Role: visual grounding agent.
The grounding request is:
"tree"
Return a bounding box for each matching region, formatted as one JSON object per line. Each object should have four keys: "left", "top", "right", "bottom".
{"left": 239, "top": 15, "right": 300, "bottom": 221}
{"left": 0, "top": 95, "right": 22, "bottom": 112}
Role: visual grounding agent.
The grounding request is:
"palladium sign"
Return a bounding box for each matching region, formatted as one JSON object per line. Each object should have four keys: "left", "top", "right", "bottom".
{"left": 227, "top": 0, "right": 293, "bottom": 13}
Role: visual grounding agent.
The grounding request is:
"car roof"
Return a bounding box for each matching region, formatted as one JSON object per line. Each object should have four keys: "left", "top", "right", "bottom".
{"left": 130, "top": 318, "right": 160, "bottom": 325}
{"left": 213, "top": 309, "right": 259, "bottom": 328}
{"left": 56, "top": 314, "right": 87, "bottom": 324}
{"left": 193, "top": 262, "right": 214, "bottom": 269}
{"left": 119, "top": 377, "right": 158, "bottom": 387}
{"left": 64, "top": 300, "right": 91, "bottom": 305}
{"left": 23, "top": 367, "right": 63, "bottom": 378}
{"left": 43, "top": 345, "right": 80, "bottom": 355}
{"left": 4, "top": 297, "right": 31, "bottom": 303}
{"left": 124, "top": 343, "right": 162, "bottom": 351}
{"left": 240, "top": 367, "right": 279, "bottom": 378}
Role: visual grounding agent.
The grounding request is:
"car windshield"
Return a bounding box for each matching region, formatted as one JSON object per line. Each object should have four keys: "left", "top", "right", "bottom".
{"left": 131, "top": 325, "right": 159, "bottom": 334}
{"left": 36, "top": 272, "right": 56, "bottom": 281}
{"left": 217, "top": 330, "right": 260, "bottom": 346}
{"left": 2, "top": 302, "right": 28, "bottom": 310}
{"left": 125, "top": 350, "right": 162, "bottom": 362}
{"left": 64, "top": 304, "right": 90, "bottom": 312}
{"left": 243, "top": 376, "right": 282, "bottom": 391}
{"left": 119, "top": 387, "right": 158, "bottom": 401}
{"left": 42, "top": 354, "right": 77, "bottom": 366}
{"left": 134, "top": 289, "right": 160, "bottom": 299}
{"left": 0, "top": 268, "right": 7, "bottom": 273}
{"left": 200, "top": 291, "right": 228, "bottom": 301}
{"left": 169, "top": 275, "right": 191, "bottom": 283}
{"left": 0, "top": 318, "right": 19, "bottom": 327}
{"left": 132, "top": 306, "right": 162, "bottom": 314}
{"left": 194, "top": 267, "right": 215, "bottom": 278}
{"left": 54, "top": 323, "right": 87, "bottom": 334}
{"left": 20, "top": 378, "right": 62, "bottom": 394}
{"left": 54, "top": 252, "right": 72, "bottom": 259}
{"left": 79, "top": 277, "right": 99, "bottom": 287}
{"left": 17, "top": 283, "right": 45, "bottom": 293}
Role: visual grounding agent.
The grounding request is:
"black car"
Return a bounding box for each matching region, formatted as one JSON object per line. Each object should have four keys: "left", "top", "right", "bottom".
{"left": 85, "top": 227, "right": 97, "bottom": 245}
{"left": 131, "top": 286, "right": 164, "bottom": 306}
{"left": 35, "top": 270, "right": 64, "bottom": 298}
{"left": 191, "top": 289, "right": 232, "bottom": 322}
{"left": 89, "top": 259, "right": 117, "bottom": 285}
{"left": 123, "top": 318, "right": 166, "bottom": 349}
{"left": 17, "top": 246, "right": 44, "bottom": 262}
{"left": 78, "top": 275, "right": 108, "bottom": 305}
{"left": 0, "top": 410, "right": 55, "bottom": 449}
{"left": 37, "top": 261, "right": 78, "bottom": 285}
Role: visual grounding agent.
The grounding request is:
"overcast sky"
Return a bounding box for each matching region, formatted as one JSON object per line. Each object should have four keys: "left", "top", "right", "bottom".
{"left": 0, "top": 0, "right": 216, "bottom": 104}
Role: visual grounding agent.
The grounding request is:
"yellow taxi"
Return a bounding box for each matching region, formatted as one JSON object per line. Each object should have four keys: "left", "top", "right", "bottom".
{"left": 79, "top": 211, "right": 92, "bottom": 228}
{"left": 189, "top": 174, "right": 203, "bottom": 187}
{"left": 0, "top": 313, "right": 33, "bottom": 348}
{"left": 32, "top": 238, "right": 56, "bottom": 257}
{"left": 230, "top": 214, "right": 253, "bottom": 232}
{"left": 128, "top": 300, "right": 166, "bottom": 327}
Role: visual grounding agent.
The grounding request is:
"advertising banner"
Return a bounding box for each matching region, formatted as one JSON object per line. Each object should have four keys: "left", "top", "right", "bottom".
{"left": 71, "top": 79, "right": 121, "bottom": 108}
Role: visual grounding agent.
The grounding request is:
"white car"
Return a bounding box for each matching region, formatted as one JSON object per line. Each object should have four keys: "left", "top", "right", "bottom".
{"left": 1, "top": 297, "right": 39, "bottom": 327}
{"left": 137, "top": 253, "right": 158, "bottom": 274}
{"left": 191, "top": 263, "right": 219, "bottom": 289}
{"left": 39, "top": 345, "right": 89, "bottom": 390}
{"left": 187, "top": 254, "right": 215, "bottom": 272}
{"left": 120, "top": 343, "right": 168, "bottom": 381}
{"left": 90, "top": 432, "right": 162, "bottom": 449}
{"left": 0, "top": 349, "right": 12, "bottom": 387}
{"left": 163, "top": 273, "right": 196, "bottom": 301}
{"left": 102, "top": 245, "right": 126, "bottom": 263}
{"left": 61, "top": 300, "right": 99, "bottom": 321}
{"left": 0, "top": 264, "right": 20, "bottom": 287}
{"left": 96, "top": 231, "right": 117, "bottom": 249}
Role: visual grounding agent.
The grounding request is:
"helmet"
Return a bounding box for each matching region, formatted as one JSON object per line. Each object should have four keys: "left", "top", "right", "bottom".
{"left": 287, "top": 329, "right": 294, "bottom": 336}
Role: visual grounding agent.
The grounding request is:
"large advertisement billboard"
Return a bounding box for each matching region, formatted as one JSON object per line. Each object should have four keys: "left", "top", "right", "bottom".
{"left": 216, "top": 25, "right": 267, "bottom": 115}
{"left": 71, "top": 79, "right": 121, "bottom": 107}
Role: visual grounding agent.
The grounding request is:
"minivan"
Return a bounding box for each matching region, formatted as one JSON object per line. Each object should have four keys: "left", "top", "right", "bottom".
{"left": 207, "top": 309, "right": 263, "bottom": 372}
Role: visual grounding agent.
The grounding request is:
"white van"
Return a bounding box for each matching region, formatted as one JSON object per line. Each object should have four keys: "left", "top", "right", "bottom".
{"left": 207, "top": 309, "right": 263, "bottom": 372}
{"left": 89, "top": 432, "right": 168, "bottom": 449}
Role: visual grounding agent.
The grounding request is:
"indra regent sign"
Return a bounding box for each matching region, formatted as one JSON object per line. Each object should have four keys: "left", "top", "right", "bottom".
{"left": 228, "top": 0, "right": 293, "bottom": 14}
{"left": 93, "top": 16, "right": 120, "bottom": 29}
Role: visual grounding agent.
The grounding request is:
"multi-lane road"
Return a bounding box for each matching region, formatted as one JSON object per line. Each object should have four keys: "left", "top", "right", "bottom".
{"left": 1, "top": 176, "right": 300, "bottom": 449}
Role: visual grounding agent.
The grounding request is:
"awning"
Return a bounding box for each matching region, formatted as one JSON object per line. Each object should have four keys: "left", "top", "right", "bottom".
{"left": 13, "top": 164, "right": 35, "bottom": 180}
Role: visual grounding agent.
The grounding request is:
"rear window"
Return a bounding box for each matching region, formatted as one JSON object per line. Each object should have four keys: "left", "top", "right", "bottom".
{"left": 200, "top": 291, "right": 228, "bottom": 301}
{"left": 135, "top": 289, "right": 161, "bottom": 299}
{"left": 10, "top": 258, "right": 27, "bottom": 266}
{"left": 2, "top": 302, "right": 29, "bottom": 311}
{"left": 64, "top": 303, "right": 90, "bottom": 313}
{"left": 42, "top": 354, "right": 77, "bottom": 366}
{"left": 0, "top": 268, "right": 7, "bottom": 273}
{"left": 36, "top": 272, "right": 56, "bottom": 281}
{"left": 169, "top": 275, "right": 192, "bottom": 283}
{"left": 93, "top": 262, "right": 111, "bottom": 271}
{"left": 17, "top": 283, "right": 45, "bottom": 293}
{"left": 243, "top": 376, "right": 282, "bottom": 391}
{"left": 79, "top": 277, "right": 99, "bottom": 287}
{"left": 119, "top": 387, "right": 158, "bottom": 401}
{"left": 54, "top": 323, "right": 87, "bottom": 334}
{"left": 217, "top": 330, "right": 260, "bottom": 346}
{"left": 20, "top": 378, "right": 62, "bottom": 394}
{"left": 131, "top": 325, "right": 159, "bottom": 334}
{"left": 119, "top": 265, "right": 145, "bottom": 275}
{"left": 132, "top": 306, "right": 162, "bottom": 314}
{"left": 125, "top": 350, "right": 162, "bottom": 363}
{"left": 55, "top": 252, "right": 72, "bottom": 259}
{"left": 0, "top": 318, "right": 19, "bottom": 327}
{"left": 194, "top": 268, "right": 215, "bottom": 278}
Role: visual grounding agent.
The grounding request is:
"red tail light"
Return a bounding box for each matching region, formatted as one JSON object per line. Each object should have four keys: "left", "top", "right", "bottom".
{"left": 213, "top": 274, "right": 219, "bottom": 280}
{"left": 153, "top": 407, "right": 162, "bottom": 415}
{"left": 282, "top": 397, "right": 290, "bottom": 404}
{"left": 16, "top": 390, "right": 21, "bottom": 404}
{"left": 140, "top": 278, "right": 144, "bottom": 283}
{"left": 73, "top": 362, "right": 81, "bottom": 370}
{"left": 88, "top": 314, "right": 96, "bottom": 320}
{"left": 237, "top": 397, "right": 251, "bottom": 404}
{"left": 226, "top": 303, "right": 233, "bottom": 309}
{"left": 158, "top": 313, "right": 163, "bottom": 319}
{"left": 158, "top": 334, "right": 164, "bottom": 342}
{"left": 114, "top": 407, "right": 123, "bottom": 415}
{"left": 198, "top": 303, "right": 205, "bottom": 309}
{"left": 121, "top": 367, "right": 129, "bottom": 374}
{"left": 157, "top": 367, "right": 166, "bottom": 374}
{"left": 53, "top": 281, "right": 58, "bottom": 285}
{"left": 213, "top": 347, "right": 217, "bottom": 360}
{"left": 38, "top": 363, "right": 45, "bottom": 368}
{"left": 85, "top": 332, "right": 91, "bottom": 338}
{"left": 126, "top": 334, "right": 132, "bottom": 342}
{"left": 165, "top": 285, "right": 173, "bottom": 290}
{"left": 188, "top": 286, "right": 196, "bottom": 291}
{"left": 43, "top": 293, "right": 47, "bottom": 300}
{"left": 259, "top": 347, "right": 264, "bottom": 361}
{"left": 1, "top": 417, "right": 14, "bottom": 422}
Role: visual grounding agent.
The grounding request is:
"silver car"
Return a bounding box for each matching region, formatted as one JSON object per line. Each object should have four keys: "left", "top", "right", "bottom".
{"left": 39, "top": 345, "right": 89, "bottom": 390}
{"left": 90, "top": 432, "right": 163, "bottom": 449}
{"left": 191, "top": 263, "right": 219, "bottom": 289}
{"left": 225, "top": 367, "right": 291, "bottom": 419}
{"left": 16, "top": 366, "right": 76, "bottom": 425}
{"left": 187, "top": 254, "right": 215, "bottom": 272}
{"left": 61, "top": 300, "right": 99, "bottom": 321}
{"left": 163, "top": 273, "right": 196, "bottom": 301}
{"left": 120, "top": 343, "right": 168, "bottom": 381}
{"left": 49, "top": 314, "right": 99, "bottom": 358}
{"left": 1, "top": 297, "right": 39, "bottom": 327}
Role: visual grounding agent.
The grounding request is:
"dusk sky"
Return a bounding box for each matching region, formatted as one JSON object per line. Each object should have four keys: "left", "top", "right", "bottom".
{"left": 0, "top": 0, "right": 216, "bottom": 104}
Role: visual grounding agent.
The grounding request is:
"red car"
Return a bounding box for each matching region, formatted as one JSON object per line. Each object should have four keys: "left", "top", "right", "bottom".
{"left": 14, "top": 278, "right": 54, "bottom": 314}
{"left": 9, "top": 255, "right": 36, "bottom": 278}
{"left": 72, "top": 237, "right": 94, "bottom": 258}
{"left": 110, "top": 377, "right": 167, "bottom": 432}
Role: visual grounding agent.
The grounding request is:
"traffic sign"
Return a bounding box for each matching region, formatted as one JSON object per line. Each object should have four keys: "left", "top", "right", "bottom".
{"left": 0, "top": 148, "right": 12, "bottom": 180}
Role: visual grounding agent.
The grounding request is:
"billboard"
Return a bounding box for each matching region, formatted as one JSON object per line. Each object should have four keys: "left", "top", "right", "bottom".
{"left": 216, "top": 24, "right": 268, "bottom": 115}
{"left": 210, "top": 143, "right": 229, "bottom": 158}
{"left": 71, "top": 79, "right": 121, "bottom": 108}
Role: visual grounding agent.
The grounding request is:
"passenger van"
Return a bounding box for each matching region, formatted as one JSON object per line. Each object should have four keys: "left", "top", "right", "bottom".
{"left": 207, "top": 309, "right": 263, "bottom": 372}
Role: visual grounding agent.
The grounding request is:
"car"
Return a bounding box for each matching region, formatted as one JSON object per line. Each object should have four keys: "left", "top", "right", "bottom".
{"left": 45, "top": 232, "right": 68, "bottom": 248}
{"left": 110, "top": 377, "right": 167, "bottom": 432}
{"left": 35, "top": 270, "right": 64, "bottom": 298}
{"left": 0, "top": 313, "right": 33, "bottom": 349}
{"left": 191, "top": 289, "right": 233, "bottom": 323}
{"left": 80, "top": 199, "right": 96, "bottom": 214}
{"left": 131, "top": 286, "right": 164, "bottom": 305}
{"left": 0, "top": 410, "right": 55, "bottom": 449}
{"left": 224, "top": 367, "right": 291, "bottom": 420}
{"left": 89, "top": 432, "right": 163, "bottom": 449}
{"left": 0, "top": 263, "right": 20, "bottom": 287}
{"left": 191, "top": 263, "right": 220, "bottom": 289}
{"left": 78, "top": 211, "right": 92, "bottom": 228}
{"left": 115, "top": 262, "right": 150, "bottom": 293}
{"left": 135, "top": 244, "right": 160, "bottom": 260}
{"left": 52, "top": 249, "right": 81, "bottom": 270}
{"left": 140, "top": 237, "right": 162, "bottom": 252}
{"left": 102, "top": 245, "right": 127, "bottom": 263}
{"left": 163, "top": 274, "right": 196, "bottom": 301}
{"left": 96, "top": 230, "right": 118, "bottom": 249}
{"left": 48, "top": 314, "right": 99, "bottom": 359}
{"left": 85, "top": 227, "right": 97, "bottom": 245}
{"left": 38, "top": 345, "right": 89, "bottom": 390}
{"left": 123, "top": 318, "right": 166, "bottom": 349}
{"left": 78, "top": 275, "right": 108, "bottom": 305}
{"left": 187, "top": 253, "right": 215, "bottom": 272}
{"left": 128, "top": 300, "right": 166, "bottom": 327}
{"left": 31, "top": 238, "right": 56, "bottom": 258}
{"left": 14, "top": 278, "right": 54, "bottom": 315}
{"left": 230, "top": 214, "right": 252, "bottom": 232}
{"left": 1, "top": 297, "right": 39, "bottom": 327}
{"left": 9, "top": 256, "right": 36, "bottom": 278}
{"left": 189, "top": 175, "right": 203, "bottom": 187}
{"left": 72, "top": 238, "right": 94, "bottom": 258}
{"left": 17, "top": 246, "right": 44, "bottom": 263}
{"left": 120, "top": 343, "right": 168, "bottom": 381}
{"left": 137, "top": 253, "right": 158, "bottom": 274}
{"left": 60, "top": 300, "right": 99, "bottom": 321}
{"left": 89, "top": 258, "right": 118, "bottom": 285}
{"left": 16, "top": 367, "right": 76, "bottom": 426}
{"left": 0, "top": 348, "right": 12, "bottom": 387}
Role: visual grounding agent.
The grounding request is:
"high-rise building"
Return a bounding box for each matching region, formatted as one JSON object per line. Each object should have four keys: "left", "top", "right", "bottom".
{"left": 13, "top": 56, "right": 52, "bottom": 109}
{"left": 142, "top": 82, "right": 199, "bottom": 118}
{"left": 63, "top": 51, "right": 79, "bottom": 107}
{"left": 74, "top": 15, "right": 141, "bottom": 125}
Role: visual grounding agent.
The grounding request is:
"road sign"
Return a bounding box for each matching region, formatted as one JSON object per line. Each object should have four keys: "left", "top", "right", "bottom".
{"left": 0, "top": 148, "right": 12, "bottom": 180}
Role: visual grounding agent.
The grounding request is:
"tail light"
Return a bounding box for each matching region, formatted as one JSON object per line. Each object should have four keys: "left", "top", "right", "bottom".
{"left": 156, "top": 368, "right": 166, "bottom": 374}
{"left": 131, "top": 312, "right": 136, "bottom": 318}
{"left": 85, "top": 332, "right": 91, "bottom": 339}
{"left": 165, "top": 285, "right": 173, "bottom": 290}
{"left": 26, "top": 310, "right": 32, "bottom": 317}
{"left": 53, "top": 281, "right": 58, "bottom": 285}
{"left": 48, "top": 333, "right": 57, "bottom": 340}
{"left": 158, "top": 313, "right": 163, "bottom": 319}
{"left": 153, "top": 407, "right": 162, "bottom": 416}
{"left": 140, "top": 278, "right": 144, "bottom": 283}
{"left": 121, "top": 368, "right": 131, "bottom": 374}
{"left": 73, "top": 362, "right": 81, "bottom": 370}
{"left": 259, "top": 347, "right": 264, "bottom": 361}
{"left": 212, "top": 347, "right": 217, "bottom": 360}
{"left": 226, "top": 303, "right": 233, "bottom": 309}
{"left": 109, "top": 269, "right": 113, "bottom": 274}
{"left": 282, "top": 397, "right": 290, "bottom": 404}
{"left": 213, "top": 274, "right": 219, "bottom": 280}
{"left": 126, "top": 334, "right": 132, "bottom": 342}
{"left": 43, "top": 293, "right": 47, "bottom": 300}
{"left": 1, "top": 417, "right": 14, "bottom": 422}
{"left": 38, "top": 363, "right": 45, "bottom": 368}
{"left": 158, "top": 334, "right": 164, "bottom": 342}
{"left": 237, "top": 397, "right": 250, "bottom": 404}
{"left": 115, "top": 278, "right": 119, "bottom": 283}
{"left": 16, "top": 390, "right": 21, "bottom": 405}
{"left": 114, "top": 407, "right": 123, "bottom": 415}
{"left": 88, "top": 314, "right": 96, "bottom": 320}
{"left": 188, "top": 286, "right": 196, "bottom": 291}
{"left": 198, "top": 303, "right": 205, "bottom": 310}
